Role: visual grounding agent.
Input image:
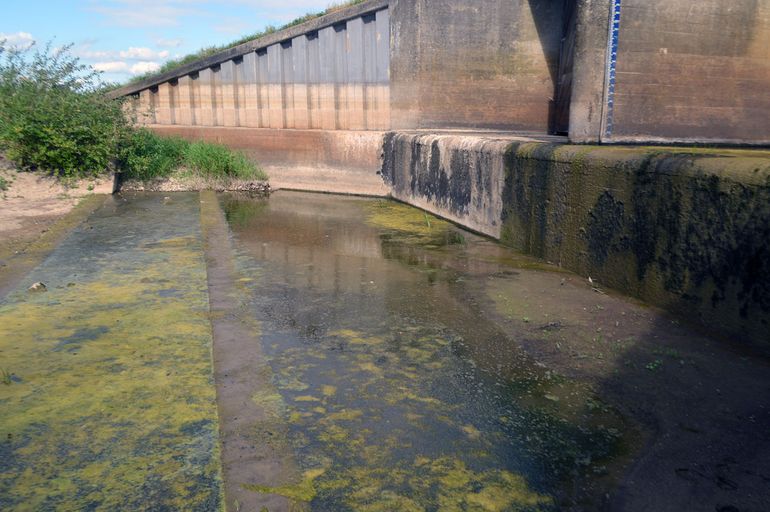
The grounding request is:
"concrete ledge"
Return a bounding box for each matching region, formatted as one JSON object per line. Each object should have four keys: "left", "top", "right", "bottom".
{"left": 382, "top": 132, "right": 770, "bottom": 346}
{"left": 381, "top": 132, "right": 514, "bottom": 237}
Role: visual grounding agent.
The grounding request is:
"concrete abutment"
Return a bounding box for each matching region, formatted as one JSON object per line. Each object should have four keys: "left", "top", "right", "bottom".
{"left": 382, "top": 133, "right": 770, "bottom": 347}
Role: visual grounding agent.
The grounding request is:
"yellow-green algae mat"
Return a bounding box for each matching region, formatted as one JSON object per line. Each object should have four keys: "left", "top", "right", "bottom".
{"left": 0, "top": 192, "right": 223, "bottom": 510}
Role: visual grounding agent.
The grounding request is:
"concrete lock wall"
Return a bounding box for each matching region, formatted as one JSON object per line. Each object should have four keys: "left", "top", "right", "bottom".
{"left": 382, "top": 134, "right": 770, "bottom": 346}
{"left": 572, "top": 0, "right": 770, "bottom": 145}
{"left": 608, "top": 0, "right": 770, "bottom": 145}
{"left": 388, "top": 0, "right": 566, "bottom": 131}
{"left": 114, "top": 0, "right": 770, "bottom": 145}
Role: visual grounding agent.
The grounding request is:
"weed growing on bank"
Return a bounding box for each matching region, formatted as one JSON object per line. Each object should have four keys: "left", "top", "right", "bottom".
{"left": 119, "top": 129, "right": 266, "bottom": 182}
{"left": 118, "top": 129, "right": 187, "bottom": 181}
{"left": 184, "top": 141, "right": 265, "bottom": 180}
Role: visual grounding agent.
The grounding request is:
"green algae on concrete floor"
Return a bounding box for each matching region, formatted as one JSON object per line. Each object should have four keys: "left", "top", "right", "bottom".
{"left": 219, "top": 191, "right": 629, "bottom": 511}
{"left": 0, "top": 192, "right": 223, "bottom": 510}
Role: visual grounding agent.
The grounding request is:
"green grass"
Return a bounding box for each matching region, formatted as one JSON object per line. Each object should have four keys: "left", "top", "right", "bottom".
{"left": 119, "top": 128, "right": 266, "bottom": 182}
{"left": 183, "top": 141, "right": 265, "bottom": 180}
{"left": 0, "top": 175, "right": 8, "bottom": 192}
{"left": 128, "top": 0, "right": 367, "bottom": 85}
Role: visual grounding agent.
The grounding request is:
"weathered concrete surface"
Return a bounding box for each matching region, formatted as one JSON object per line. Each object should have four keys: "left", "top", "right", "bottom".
{"left": 568, "top": 0, "right": 612, "bottom": 143}
{"left": 117, "top": 0, "right": 770, "bottom": 144}
{"left": 609, "top": 0, "right": 770, "bottom": 144}
{"left": 382, "top": 133, "right": 770, "bottom": 346}
{"left": 381, "top": 132, "right": 553, "bottom": 237}
{"left": 502, "top": 145, "right": 770, "bottom": 345}
{"left": 149, "top": 125, "right": 388, "bottom": 196}
{"left": 389, "top": 0, "right": 565, "bottom": 131}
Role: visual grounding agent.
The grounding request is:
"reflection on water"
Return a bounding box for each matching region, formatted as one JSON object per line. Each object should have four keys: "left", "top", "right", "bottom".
{"left": 221, "top": 191, "right": 628, "bottom": 510}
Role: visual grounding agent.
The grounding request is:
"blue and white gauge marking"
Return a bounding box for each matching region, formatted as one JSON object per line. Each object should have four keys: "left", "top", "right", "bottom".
{"left": 604, "top": 0, "right": 622, "bottom": 138}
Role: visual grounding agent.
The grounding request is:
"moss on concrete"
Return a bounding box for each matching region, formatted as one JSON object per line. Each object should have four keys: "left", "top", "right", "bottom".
{"left": 501, "top": 144, "right": 770, "bottom": 346}
{"left": 0, "top": 193, "right": 223, "bottom": 510}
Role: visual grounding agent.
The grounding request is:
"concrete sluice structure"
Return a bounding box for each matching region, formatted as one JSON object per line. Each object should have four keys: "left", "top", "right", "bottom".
{"left": 111, "top": 0, "right": 770, "bottom": 346}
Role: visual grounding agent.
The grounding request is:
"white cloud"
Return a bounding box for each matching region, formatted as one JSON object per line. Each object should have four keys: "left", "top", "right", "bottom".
{"left": 73, "top": 42, "right": 113, "bottom": 60}
{"left": 90, "top": 1, "right": 204, "bottom": 28}
{"left": 130, "top": 61, "right": 161, "bottom": 74}
{"left": 155, "top": 38, "right": 183, "bottom": 48}
{"left": 0, "top": 31, "right": 35, "bottom": 49}
{"left": 119, "top": 47, "right": 169, "bottom": 60}
{"left": 92, "top": 61, "right": 130, "bottom": 73}
{"left": 92, "top": 60, "right": 161, "bottom": 76}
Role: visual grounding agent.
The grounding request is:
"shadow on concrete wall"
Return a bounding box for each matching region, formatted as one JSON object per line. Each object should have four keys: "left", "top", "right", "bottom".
{"left": 526, "top": 0, "right": 576, "bottom": 134}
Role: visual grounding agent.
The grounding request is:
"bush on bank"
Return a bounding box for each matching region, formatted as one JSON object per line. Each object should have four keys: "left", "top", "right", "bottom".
{"left": 0, "top": 42, "right": 265, "bottom": 182}
{"left": 0, "top": 43, "right": 128, "bottom": 178}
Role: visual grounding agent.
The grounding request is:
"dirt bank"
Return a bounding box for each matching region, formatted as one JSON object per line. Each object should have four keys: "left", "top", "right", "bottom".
{"left": 0, "top": 159, "right": 113, "bottom": 297}
{"left": 0, "top": 162, "right": 112, "bottom": 251}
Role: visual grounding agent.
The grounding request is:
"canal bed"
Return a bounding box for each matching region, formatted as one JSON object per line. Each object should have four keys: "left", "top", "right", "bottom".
{"left": 1, "top": 191, "right": 768, "bottom": 511}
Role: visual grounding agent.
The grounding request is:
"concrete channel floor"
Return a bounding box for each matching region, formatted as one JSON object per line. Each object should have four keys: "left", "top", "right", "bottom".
{"left": 0, "top": 193, "right": 223, "bottom": 510}
{"left": 1, "top": 189, "right": 769, "bottom": 512}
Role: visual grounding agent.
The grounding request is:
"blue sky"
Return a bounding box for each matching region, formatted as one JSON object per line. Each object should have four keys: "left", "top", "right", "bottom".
{"left": 2, "top": 0, "right": 335, "bottom": 83}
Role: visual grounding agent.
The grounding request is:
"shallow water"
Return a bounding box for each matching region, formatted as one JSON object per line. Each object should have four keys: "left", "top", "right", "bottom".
{"left": 220, "top": 191, "right": 631, "bottom": 510}
{"left": 3, "top": 190, "right": 766, "bottom": 511}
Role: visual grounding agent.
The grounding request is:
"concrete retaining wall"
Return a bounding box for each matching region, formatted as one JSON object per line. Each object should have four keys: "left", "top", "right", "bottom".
{"left": 571, "top": 0, "right": 770, "bottom": 144}
{"left": 608, "top": 0, "right": 770, "bottom": 144}
{"left": 382, "top": 133, "right": 770, "bottom": 346}
{"left": 389, "top": 0, "right": 565, "bottom": 131}
{"left": 115, "top": 0, "right": 770, "bottom": 144}
{"left": 381, "top": 132, "right": 512, "bottom": 237}
{"left": 151, "top": 125, "right": 388, "bottom": 196}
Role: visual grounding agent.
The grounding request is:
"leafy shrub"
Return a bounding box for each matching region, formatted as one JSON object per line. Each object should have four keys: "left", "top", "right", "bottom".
{"left": 183, "top": 141, "right": 266, "bottom": 181}
{"left": 0, "top": 42, "right": 127, "bottom": 178}
{"left": 117, "top": 128, "right": 186, "bottom": 181}
{"left": 0, "top": 42, "right": 267, "bottom": 184}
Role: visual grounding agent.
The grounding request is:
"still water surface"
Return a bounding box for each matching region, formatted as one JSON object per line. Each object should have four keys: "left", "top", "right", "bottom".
{"left": 220, "top": 191, "right": 629, "bottom": 510}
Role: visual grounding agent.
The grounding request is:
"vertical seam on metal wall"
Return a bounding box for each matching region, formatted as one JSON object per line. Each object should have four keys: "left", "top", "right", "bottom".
{"left": 603, "top": 0, "right": 622, "bottom": 140}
